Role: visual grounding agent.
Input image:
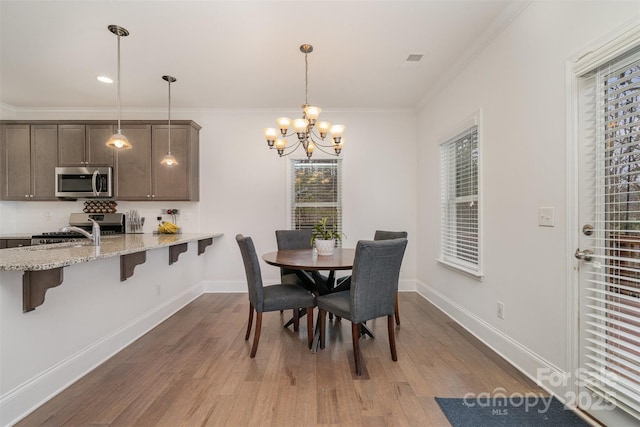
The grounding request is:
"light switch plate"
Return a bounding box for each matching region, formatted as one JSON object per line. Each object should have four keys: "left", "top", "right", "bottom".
{"left": 538, "top": 207, "right": 555, "bottom": 227}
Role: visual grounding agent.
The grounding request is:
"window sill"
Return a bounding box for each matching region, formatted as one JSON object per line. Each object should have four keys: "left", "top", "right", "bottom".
{"left": 437, "top": 258, "right": 484, "bottom": 281}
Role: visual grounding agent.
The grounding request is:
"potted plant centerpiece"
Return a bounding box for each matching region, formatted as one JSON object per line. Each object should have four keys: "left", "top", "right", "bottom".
{"left": 310, "top": 217, "right": 344, "bottom": 256}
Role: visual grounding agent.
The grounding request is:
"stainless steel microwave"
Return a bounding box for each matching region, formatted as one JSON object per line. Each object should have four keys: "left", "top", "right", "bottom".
{"left": 55, "top": 166, "right": 113, "bottom": 198}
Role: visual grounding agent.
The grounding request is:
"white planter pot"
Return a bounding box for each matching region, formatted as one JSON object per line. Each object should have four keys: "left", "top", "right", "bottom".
{"left": 315, "top": 239, "right": 335, "bottom": 256}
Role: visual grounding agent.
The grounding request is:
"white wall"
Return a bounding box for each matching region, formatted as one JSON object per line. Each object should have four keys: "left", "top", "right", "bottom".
{"left": 417, "top": 0, "right": 639, "bottom": 395}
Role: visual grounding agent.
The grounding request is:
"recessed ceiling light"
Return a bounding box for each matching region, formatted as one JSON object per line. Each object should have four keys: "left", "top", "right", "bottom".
{"left": 406, "top": 54, "right": 423, "bottom": 62}
{"left": 97, "top": 76, "right": 113, "bottom": 84}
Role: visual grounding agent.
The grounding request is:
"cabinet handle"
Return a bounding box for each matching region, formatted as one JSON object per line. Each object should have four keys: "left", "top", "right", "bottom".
{"left": 147, "top": 195, "right": 151, "bottom": 198}
{"left": 25, "top": 195, "right": 29, "bottom": 198}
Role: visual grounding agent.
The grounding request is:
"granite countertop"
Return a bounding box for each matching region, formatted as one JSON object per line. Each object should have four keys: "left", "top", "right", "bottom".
{"left": 0, "top": 233, "right": 223, "bottom": 272}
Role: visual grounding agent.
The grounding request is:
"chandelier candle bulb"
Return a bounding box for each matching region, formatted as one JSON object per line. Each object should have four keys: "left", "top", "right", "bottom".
{"left": 293, "top": 118, "right": 309, "bottom": 134}
{"left": 277, "top": 117, "right": 291, "bottom": 134}
{"left": 275, "top": 139, "right": 287, "bottom": 156}
{"left": 304, "top": 106, "right": 321, "bottom": 122}
{"left": 330, "top": 124, "right": 345, "bottom": 139}
{"left": 317, "top": 121, "right": 331, "bottom": 137}
{"left": 264, "top": 128, "right": 277, "bottom": 147}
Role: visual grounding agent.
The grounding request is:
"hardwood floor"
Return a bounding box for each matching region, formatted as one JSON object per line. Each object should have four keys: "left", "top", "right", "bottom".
{"left": 16, "top": 293, "right": 545, "bottom": 426}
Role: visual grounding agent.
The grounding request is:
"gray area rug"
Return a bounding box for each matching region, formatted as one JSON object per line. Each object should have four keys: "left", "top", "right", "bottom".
{"left": 435, "top": 396, "right": 590, "bottom": 426}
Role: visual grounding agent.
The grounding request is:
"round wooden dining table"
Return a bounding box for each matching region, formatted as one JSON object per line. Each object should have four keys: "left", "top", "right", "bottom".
{"left": 262, "top": 247, "right": 372, "bottom": 352}
{"left": 262, "top": 248, "right": 355, "bottom": 272}
{"left": 262, "top": 248, "right": 354, "bottom": 295}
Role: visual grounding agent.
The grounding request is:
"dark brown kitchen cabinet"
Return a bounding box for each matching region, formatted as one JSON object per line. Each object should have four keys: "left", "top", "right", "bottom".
{"left": 116, "top": 122, "right": 199, "bottom": 201}
{"left": 1, "top": 120, "right": 200, "bottom": 202}
{"left": 0, "top": 238, "right": 31, "bottom": 249}
{"left": 0, "top": 124, "right": 58, "bottom": 200}
{"left": 152, "top": 124, "right": 199, "bottom": 201}
{"left": 58, "top": 124, "right": 114, "bottom": 166}
{"left": 114, "top": 124, "right": 153, "bottom": 199}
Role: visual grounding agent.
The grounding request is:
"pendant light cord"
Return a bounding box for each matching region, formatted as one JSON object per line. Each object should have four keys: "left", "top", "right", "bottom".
{"left": 116, "top": 33, "right": 122, "bottom": 132}
{"left": 168, "top": 78, "right": 172, "bottom": 154}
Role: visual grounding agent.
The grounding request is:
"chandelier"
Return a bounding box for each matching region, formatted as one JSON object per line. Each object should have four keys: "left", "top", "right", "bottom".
{"left": 263, "top": 44, "right": 345, "bottom": 158}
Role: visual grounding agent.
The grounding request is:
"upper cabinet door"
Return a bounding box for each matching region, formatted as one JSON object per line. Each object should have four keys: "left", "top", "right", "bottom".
{"left": 31, "top": 125, "right": 58, "bottom": 200}
{"left": 152, "top": 125, "right": 191, "bottom": 200}
{"left": 115, "top": 125, "right": 153, "bottom": 200}
{"left": 58, "top": 124, "right": 86, "bottom": 166}
{"left": 58, "top": 124, "right": 114, "bottom": 166}
{"left": 1, "top": 124, "right": 32, "bottom": 200}
{"left": 86, "top": 124, "right": 114, "bottom": 166}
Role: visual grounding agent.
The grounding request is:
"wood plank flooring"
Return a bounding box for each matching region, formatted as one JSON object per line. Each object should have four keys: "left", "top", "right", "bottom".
{"left": 16, "top": 293, "right": 546, "bottom": 426}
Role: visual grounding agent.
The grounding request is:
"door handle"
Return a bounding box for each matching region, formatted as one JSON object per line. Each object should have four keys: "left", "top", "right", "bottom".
{"left": 575, "top": 248, "right": 594, "bottom": 262}
{"left": 92, "top": 170, "right": 99, "bottom": 196}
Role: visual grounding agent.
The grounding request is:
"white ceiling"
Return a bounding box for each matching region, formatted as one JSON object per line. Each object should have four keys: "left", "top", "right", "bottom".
{"left": 0, "top": 0, "right": 528, "bottom": 110}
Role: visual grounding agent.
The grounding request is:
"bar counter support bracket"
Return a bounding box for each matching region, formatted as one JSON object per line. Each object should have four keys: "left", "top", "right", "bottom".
{"left": 121, "top": 251, "right": 147, "bottom": 281}
{"left": 23, "top": 267, "right": 64, "bottom": 312}
{"left": 198, "top": 238, "right": 213, "bottom": 255}
{"left": 169, "top": 243, "right": 188, "bottom": 265}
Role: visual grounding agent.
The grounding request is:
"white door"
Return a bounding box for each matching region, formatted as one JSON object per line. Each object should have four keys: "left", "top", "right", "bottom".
{"left": 576, "top": 47, "right": 640, "bottom": 426}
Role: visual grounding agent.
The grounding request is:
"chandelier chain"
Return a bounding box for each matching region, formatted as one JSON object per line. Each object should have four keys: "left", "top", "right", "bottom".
{"left": 304, "top": 51, "right": 309, "bottom": 106}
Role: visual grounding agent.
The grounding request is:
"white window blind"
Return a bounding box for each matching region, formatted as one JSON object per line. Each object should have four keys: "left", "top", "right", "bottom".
{"left": 439, "top": 124, "right": 481, "bottom": 276}
{"left": 290, "top": 159, "right": 342, "bottom": 242}
{"left": 582, "top": 48, "right": 640, "bottom": 420}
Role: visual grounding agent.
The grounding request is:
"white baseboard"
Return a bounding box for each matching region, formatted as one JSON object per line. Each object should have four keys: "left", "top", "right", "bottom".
{"left": 1, "top": 283, "right": 203, "bottom": 427}
{"left": 416, "top": 280, "right": 571, "bottom": 401}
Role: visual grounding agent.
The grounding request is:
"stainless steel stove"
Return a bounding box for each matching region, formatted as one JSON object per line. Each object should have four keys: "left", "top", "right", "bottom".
{"left": 31, "top": 213, "right": 125, "bottom": 245}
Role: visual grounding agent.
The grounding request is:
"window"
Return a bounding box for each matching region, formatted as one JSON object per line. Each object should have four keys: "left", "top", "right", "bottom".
{"left": 289, "top": 159, "right": 343, "bottom": 241}
{"left": 439, "top": 121, "right": 481, "bottom": 276}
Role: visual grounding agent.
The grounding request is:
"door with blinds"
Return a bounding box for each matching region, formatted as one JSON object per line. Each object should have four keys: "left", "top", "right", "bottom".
{"left": 576, "top": 47, "right": 640, "bottom": 426}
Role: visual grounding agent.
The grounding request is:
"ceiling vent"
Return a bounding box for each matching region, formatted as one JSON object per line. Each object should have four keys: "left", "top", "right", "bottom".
{"left": 406, "top": 54, "right": 423, "bottom": 62}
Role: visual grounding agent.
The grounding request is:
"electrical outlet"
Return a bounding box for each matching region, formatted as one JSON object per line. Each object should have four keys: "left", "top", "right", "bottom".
{"left": 497, "top": 302, "right": 505, "bottom": 319}
{"left": 161, "top": 208, "right": 180, "bottom": 215}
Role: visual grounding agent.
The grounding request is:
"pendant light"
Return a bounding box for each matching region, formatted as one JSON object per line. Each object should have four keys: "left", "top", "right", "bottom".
{"left": 106, "top": 25, "right": 132, "bottom": 150}
{"left": 160, "top": 75, "right": 178, "bottom": 166}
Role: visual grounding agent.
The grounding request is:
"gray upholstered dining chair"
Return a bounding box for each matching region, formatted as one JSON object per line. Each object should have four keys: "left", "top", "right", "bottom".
{"left": 236, "top": 234, "right": 316, "bottom": 358}
{"left": 275, "top": 229, "right": 315, "bottom": 289}
{"left": 334, "top": 230, "right": 408, "bottom": 325}
{"left": 374, "top": 230, "right": 408, "bottom": 325}
{"left": 316, "top": 238, "right": 408, "bottom": 375}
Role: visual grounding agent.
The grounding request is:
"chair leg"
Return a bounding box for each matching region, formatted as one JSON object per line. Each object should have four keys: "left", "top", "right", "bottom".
{"left": 388, "top": 315, "right": 397, "bottom": 362}
{"left": 293, "top": 308, "right": 300, "bottom": 331}
{"left": 250, "top": 312, "right": 263, "bottom": 358}
{"left": 245, "top": 303, "right": 254, "bottom": 341}
{"left": 306, "top": 307, "right": 314, "bottom": 349}
{"left": 352, "top": 322, "right": 362, "bottom": 376}
{"left": 319, "top": 309, "right": 327, "bottom": 349}
{"left": 395, "top": 292, "right": 400, "bottom": 326}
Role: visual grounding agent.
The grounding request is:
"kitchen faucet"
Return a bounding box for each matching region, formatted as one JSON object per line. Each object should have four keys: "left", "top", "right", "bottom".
{"left": 59, "top": 219, "right": 101, "bottom": 246}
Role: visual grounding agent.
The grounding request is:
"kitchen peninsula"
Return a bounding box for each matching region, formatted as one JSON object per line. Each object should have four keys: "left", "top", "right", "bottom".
{"left": 0, "top": 232, "right": 222, "bottom": 311}
{"left": 0, "top": 231, "right": 223, "bottom": 425}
